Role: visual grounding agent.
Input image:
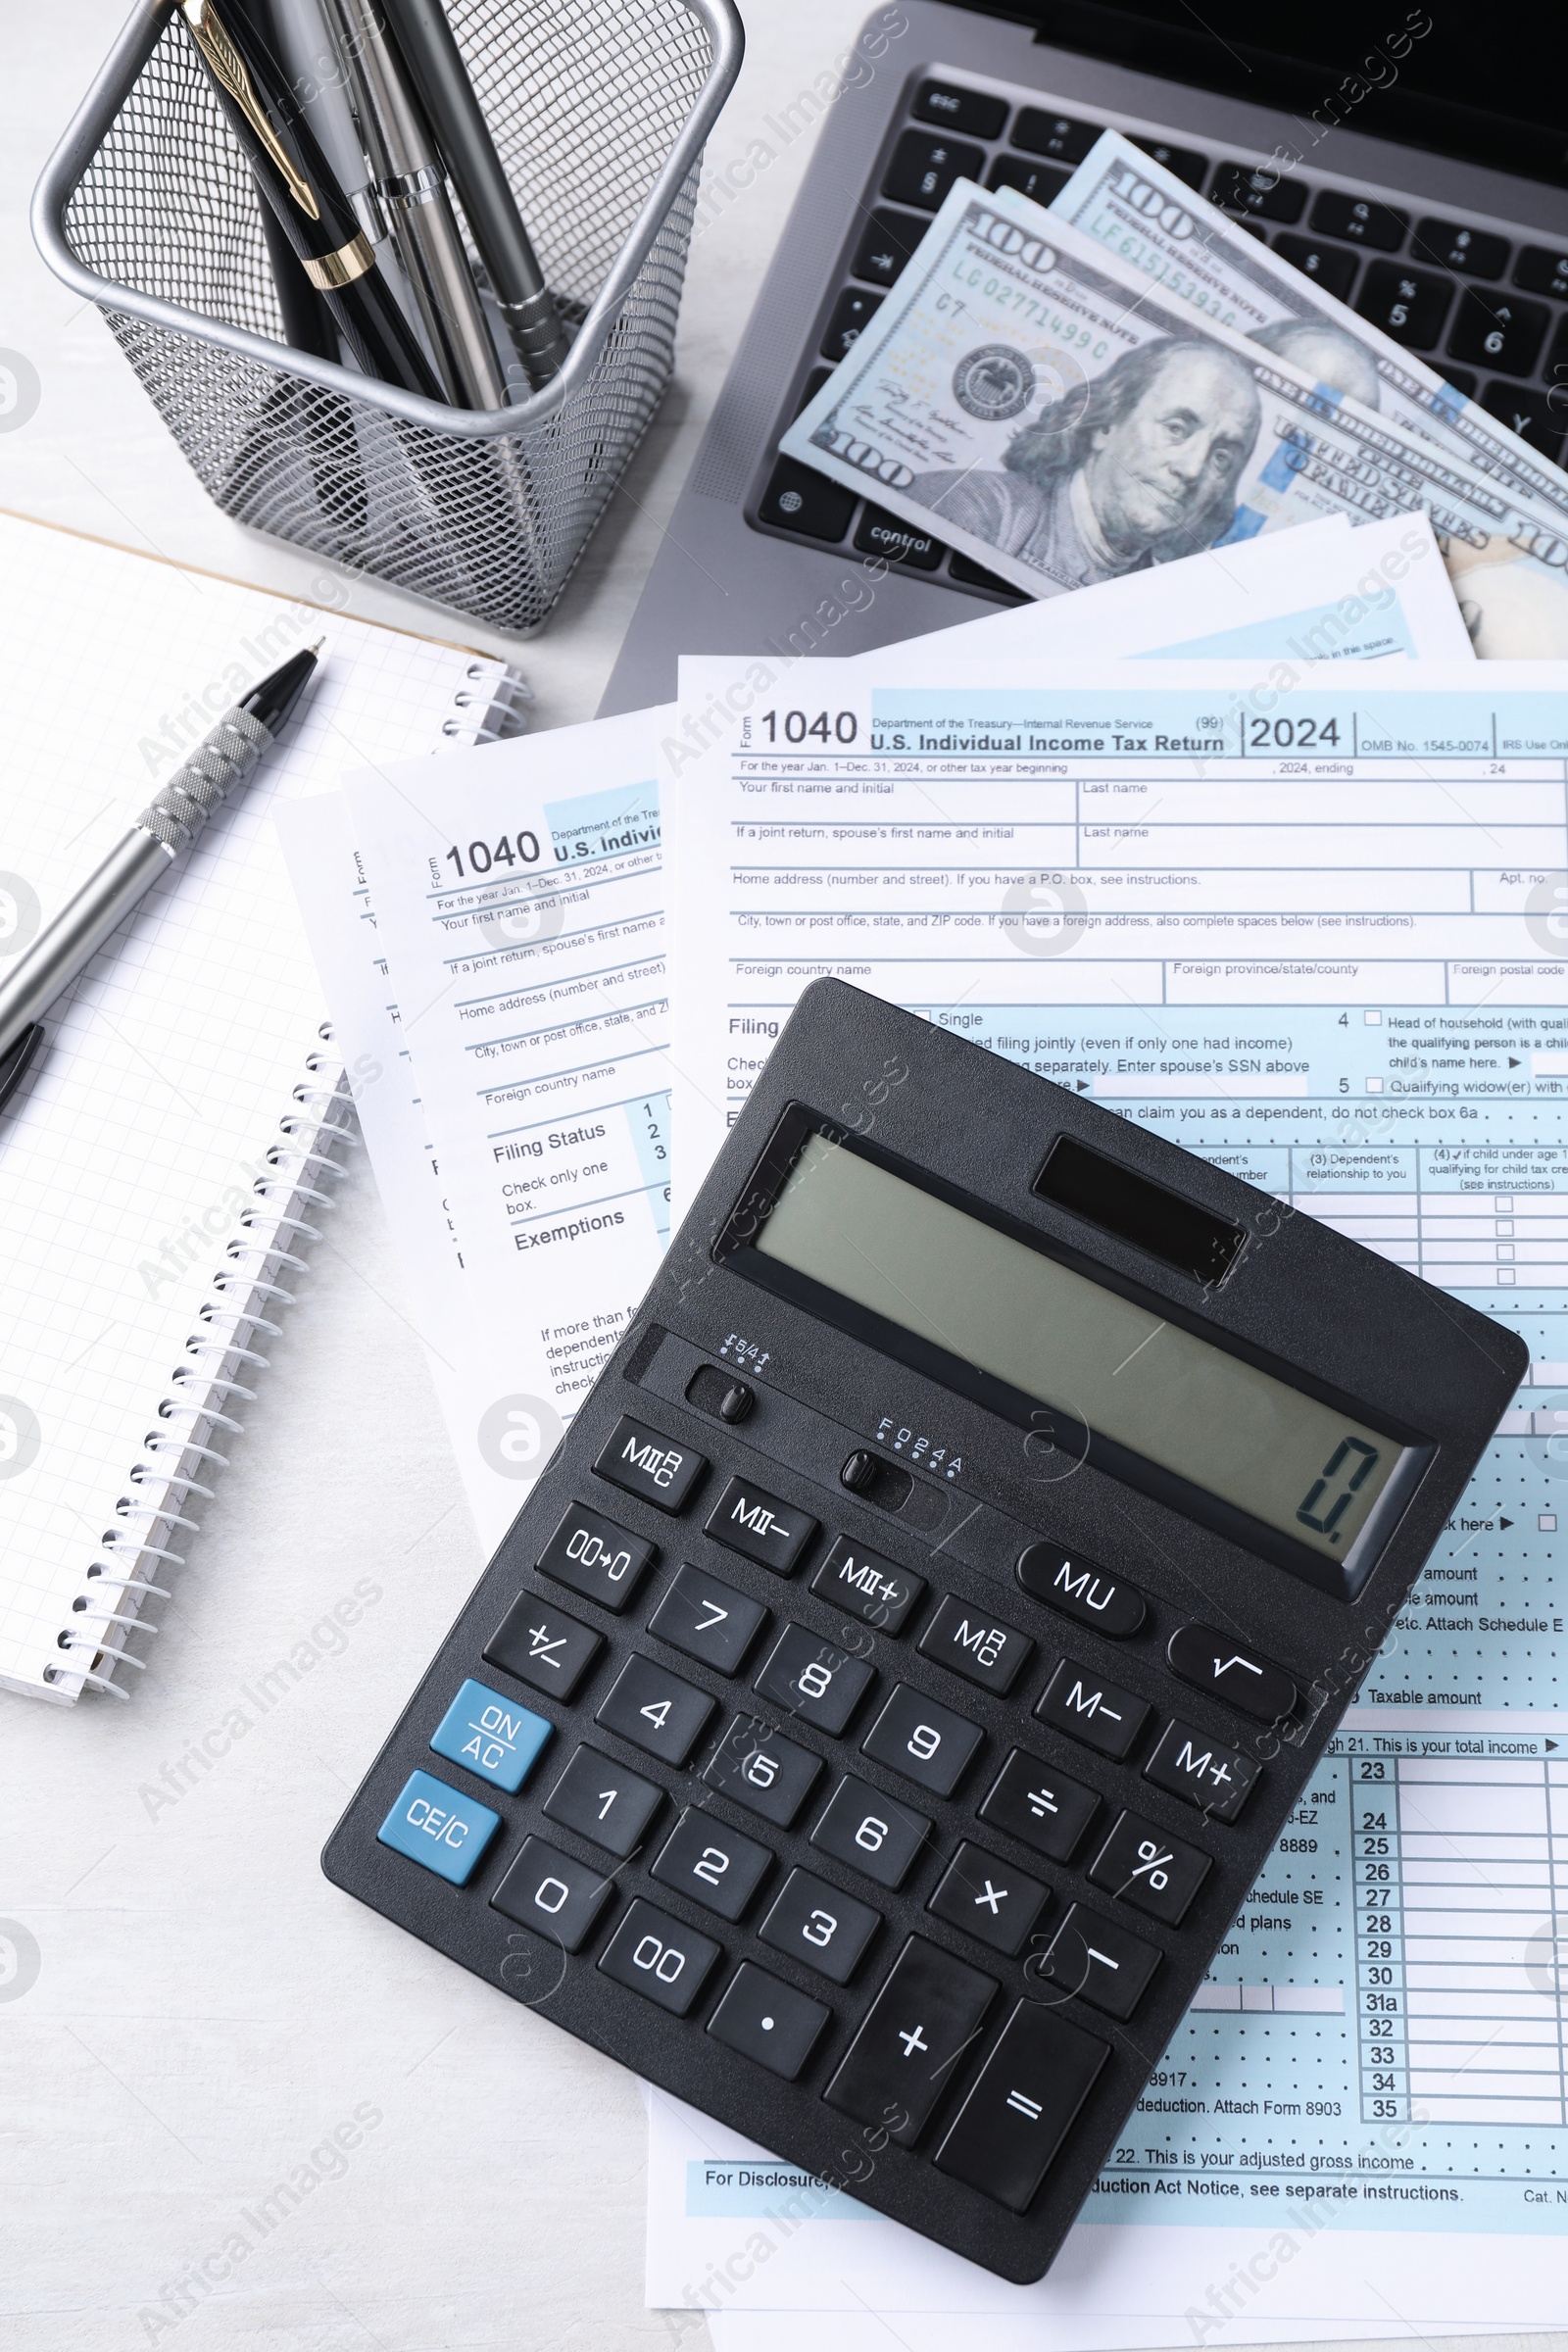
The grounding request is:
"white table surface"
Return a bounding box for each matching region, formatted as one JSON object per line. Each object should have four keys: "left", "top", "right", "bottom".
{"left": 1, "top": 8, "right": 1563, "bottom": 2350}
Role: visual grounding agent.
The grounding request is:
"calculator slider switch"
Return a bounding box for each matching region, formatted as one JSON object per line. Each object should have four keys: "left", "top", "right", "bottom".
{"left": 1015, "top": 1542, "right": 1145, "bottom": 1639}
{"left": 685, "top": 1364, "right": 756, "bottom": 1424}
{"left": 1144, "top": 1719, "right": 1259, "bottom": 1822}
{"left": 840, "top": 1448, "right": 914, "bottom": 1510}
{"left": 1167, "top": 1624, "right": 1297, "bottom": 1721}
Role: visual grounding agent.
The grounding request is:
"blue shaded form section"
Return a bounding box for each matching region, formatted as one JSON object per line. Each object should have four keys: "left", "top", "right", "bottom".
{"left": 545, "top": 780, "right": 661, "bottom": 868}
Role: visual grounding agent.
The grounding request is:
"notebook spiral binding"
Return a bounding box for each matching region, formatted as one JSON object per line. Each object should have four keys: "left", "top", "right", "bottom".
{"left": 45, "top": 1039, "right": 357, "bottom": 1699}
{"left": 41, "top": 657, "right": 527, "bottom": 1698}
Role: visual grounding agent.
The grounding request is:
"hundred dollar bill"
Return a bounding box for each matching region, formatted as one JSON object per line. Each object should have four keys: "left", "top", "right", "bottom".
{"left": 779, "top": 180, "right": 1568, "bottom": 655}
{"left": 1052, "top": 129, "right": 1568, "bottom": 529}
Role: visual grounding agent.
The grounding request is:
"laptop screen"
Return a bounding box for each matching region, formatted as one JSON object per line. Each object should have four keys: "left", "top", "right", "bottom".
{"left": 988, "top": 1, "right": 1568, "bottom": 187}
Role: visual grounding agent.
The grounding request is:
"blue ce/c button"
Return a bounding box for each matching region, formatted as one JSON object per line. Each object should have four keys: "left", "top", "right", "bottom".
{"left": 431, "top": 1678, "right": 553, "bottom": 1793}
{"left": 378, "top": 1769, "right": 502, "bottom": 1886}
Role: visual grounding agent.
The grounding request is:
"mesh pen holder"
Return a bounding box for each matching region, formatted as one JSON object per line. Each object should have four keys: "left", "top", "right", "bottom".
{"left": 33, "top": 0, "right": 742, "bottom": 636}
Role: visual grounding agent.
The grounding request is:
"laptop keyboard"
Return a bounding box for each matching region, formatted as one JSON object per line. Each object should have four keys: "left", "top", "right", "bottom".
{"left": 753, "top": 73, "right": 1568, "bottom": 601}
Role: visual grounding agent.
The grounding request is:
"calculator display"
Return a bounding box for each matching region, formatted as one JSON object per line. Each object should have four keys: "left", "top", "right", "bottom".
{"left": 753, "top": 1132, "right": 1403, "bottom": 1564}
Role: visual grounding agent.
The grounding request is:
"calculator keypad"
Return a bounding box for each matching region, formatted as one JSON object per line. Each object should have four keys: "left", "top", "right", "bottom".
{"left": 1035, "top": 1656, "right": 1152, "bottom": 1758}
{"left": 536, "top": 1499, "right": 656, "bottom": 1612}
{"left": 754, "top": 1623, "right": 873, "bottom": 1732}
{"left": 357, "top": 1384, "right": 1291, "bottom": 2242}
{"left": 599, "top": 1897, "right": 720, "bottom": 2014}
{"left": 484, "top": 1592, "right": 603, "bottom": 1697}
{"left": 1034, "top": 1902, "right": 1162, "bottom": 2019}
{"left": 704, "top": 1711, "right": 823, "bottom": 1825}
{"left": 594, "top": 1416, "right": 710, "bottom": 1511}
{"left": 1144, "top": 1718, "right": 1259, "bottom": 1821}
{"left": 706, "top": 1475, "right": 819, "bottom": 1573}
{"left": 933, "top": 1999, "right": 1107, "bottom": 2211}
{"left": 810, "top": 1533, "right": 925, "bottom": 1630}
{"left": 927, "top": 1839, "right": 1049, "bottom": 1957}
{"left": 916, "top": 1592, "right": 1033, "bottom": 1693}
{"left": 978, "top": 1748, "right": 1101, "bottom": 1861}
{"left": 491, "top": 1835, "right": 614, "bottom": 1949}
{"left": 1088, "top": 1809, "right": 1212, "bottom": 1925}
{"left": 1015, "top": 1543, "right": 1146, "bottom": 1637}
{"left": 1166, "top": 1624, "right": 1297, "bottom": 1720}
{"left": 708, "top": 1961, "right": 830, "bottom": 2078}
{"left": 542, "top": 1742, "right": 663, "bottom": 1857}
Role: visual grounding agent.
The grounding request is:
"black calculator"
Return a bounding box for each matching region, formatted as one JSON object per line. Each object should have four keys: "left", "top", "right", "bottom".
{"left": 323, "top": 979, "right": 1522, "bottom": 2280}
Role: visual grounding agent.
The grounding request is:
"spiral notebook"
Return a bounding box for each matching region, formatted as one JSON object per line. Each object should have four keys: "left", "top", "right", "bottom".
{"left": 0, "top": 511, "right": 528, "bottom": 1704}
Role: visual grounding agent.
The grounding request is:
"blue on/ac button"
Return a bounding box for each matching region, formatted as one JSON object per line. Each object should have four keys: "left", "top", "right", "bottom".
{"left": 378, "top": 1769, "right": 501, "bottom": 1886}
{"left": 430, "top": 1678, "right": 553, "bottom": 1793}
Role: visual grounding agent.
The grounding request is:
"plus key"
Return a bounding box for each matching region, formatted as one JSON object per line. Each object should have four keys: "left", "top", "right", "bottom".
{"left": 824, "top": 1936, "right": 997, "bottom": 2142}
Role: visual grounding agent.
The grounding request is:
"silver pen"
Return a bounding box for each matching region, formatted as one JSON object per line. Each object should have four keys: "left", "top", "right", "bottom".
{"left": 319, "top": 0, "right": 509, "bottom": 410}
{"left": 0, "top": 644, "right": 321, "bottom": 1115}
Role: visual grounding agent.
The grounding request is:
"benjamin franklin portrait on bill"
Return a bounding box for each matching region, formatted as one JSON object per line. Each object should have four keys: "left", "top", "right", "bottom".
{"left": 908, "top": 335, "right": 1263, "bottom": 590}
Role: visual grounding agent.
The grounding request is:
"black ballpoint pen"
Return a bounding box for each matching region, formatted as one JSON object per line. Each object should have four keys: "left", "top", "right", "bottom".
{"left": 0, "top": 645, "right": 322, "bottom": 1118}
{"left": 177, "top": 0, "right": 446, "bottom": 402}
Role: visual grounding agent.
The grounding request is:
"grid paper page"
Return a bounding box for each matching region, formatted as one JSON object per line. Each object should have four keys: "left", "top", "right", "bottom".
{"left": 0, "top": 513, "right": 508, "bottom": 1700}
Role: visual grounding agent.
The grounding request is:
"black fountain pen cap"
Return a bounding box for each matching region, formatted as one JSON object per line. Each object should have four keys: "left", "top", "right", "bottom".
{"left": 177, "top": 0, "right": 366, "bottom": 264}
{"left": 242, "top": 640, "right": 322, "bottom": 737}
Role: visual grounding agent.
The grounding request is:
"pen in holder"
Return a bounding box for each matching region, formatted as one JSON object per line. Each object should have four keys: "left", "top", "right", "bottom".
{"left": 33, "top": 0, "right": 742, "bottom": 636}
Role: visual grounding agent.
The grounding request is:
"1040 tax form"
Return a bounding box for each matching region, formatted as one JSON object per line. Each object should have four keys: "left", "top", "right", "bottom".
{"left": 657, "top": 661, "right": 1568, "bottom": 2320}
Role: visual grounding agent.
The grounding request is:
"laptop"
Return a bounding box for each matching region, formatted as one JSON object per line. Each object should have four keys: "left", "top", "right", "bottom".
{"left": 599, "top": 0, "right": 1568, "bottom": 712}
